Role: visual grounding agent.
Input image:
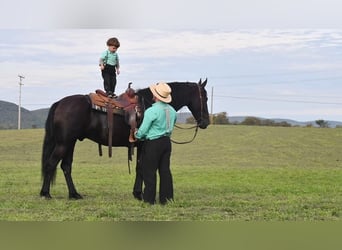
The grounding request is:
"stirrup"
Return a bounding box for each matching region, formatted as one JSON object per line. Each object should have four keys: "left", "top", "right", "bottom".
{"left": 129, "top": 131, "right": 136, "bottom": 143}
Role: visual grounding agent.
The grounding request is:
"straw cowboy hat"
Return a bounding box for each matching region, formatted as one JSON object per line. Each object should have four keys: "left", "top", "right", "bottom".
{"left": 149, "top": 82, "right": 172, "bottom": 103}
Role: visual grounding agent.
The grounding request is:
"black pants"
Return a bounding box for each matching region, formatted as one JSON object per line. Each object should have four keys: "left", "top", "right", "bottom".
{"left": 101, "top": 64, "right": 117, "bottom": 95}
{"left": 141, "top": 136, "right": 173, "bottom": 204}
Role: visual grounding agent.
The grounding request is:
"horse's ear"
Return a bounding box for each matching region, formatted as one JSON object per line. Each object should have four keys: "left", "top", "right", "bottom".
{"left": 200, "top": 78, "right": 207, "bottom": 87}
{"left": 198, "top": 78, "right": 202, "bottom": 85}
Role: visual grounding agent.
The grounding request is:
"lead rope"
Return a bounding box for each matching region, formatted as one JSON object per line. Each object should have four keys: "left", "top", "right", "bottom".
{"left": 171, "top": 125, "right": 199, "bottom": 144}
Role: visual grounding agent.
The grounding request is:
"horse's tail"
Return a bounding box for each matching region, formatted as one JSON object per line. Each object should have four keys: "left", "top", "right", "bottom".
{"left": 41, "top": 101, "right": 59, "bottom": 184}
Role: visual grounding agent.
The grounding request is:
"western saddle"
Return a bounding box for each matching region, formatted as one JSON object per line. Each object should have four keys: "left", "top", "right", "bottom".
{"left": 88, "top": 83, "right": 142, "bottom": 158}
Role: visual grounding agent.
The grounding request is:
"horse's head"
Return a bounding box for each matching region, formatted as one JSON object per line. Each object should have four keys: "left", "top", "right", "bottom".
{"left": 186, "top": 78, "right": 210, "bottom": 129}
{"left": 137, "top": 80, "right": 210, "bottom": 129}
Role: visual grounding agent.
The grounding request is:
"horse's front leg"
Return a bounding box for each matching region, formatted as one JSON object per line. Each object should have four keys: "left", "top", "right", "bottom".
{"left": 61, "top": 142, "right": 83, "bottom": 199}
{"left": 132, "top": 143, "right": 144, "bottom": 200}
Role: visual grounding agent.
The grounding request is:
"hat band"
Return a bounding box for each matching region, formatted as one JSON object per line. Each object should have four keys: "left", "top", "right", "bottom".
{"left": 155, "top": 89, "right": 168, "bottom": 99}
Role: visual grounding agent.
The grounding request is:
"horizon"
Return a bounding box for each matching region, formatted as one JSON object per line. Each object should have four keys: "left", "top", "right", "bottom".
{"left": 1, "top": 99, "right": 341, "bottom": 124}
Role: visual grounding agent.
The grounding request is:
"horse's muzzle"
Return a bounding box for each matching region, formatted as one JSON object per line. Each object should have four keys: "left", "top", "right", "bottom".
{"left": 198, "top": 119, "right": 209, "bottom": 129}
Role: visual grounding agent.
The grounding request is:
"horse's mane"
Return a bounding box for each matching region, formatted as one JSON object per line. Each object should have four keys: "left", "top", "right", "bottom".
{"left": 167, "top": 81, "right": 197, "bottom": 86}
{"left": 135, "top": 81, "right": 199, "bottom": 112}
{"left": 136, "top": 81, "right": 197, "bottom": 94}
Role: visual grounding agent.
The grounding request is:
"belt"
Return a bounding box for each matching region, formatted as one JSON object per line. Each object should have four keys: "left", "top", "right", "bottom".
{"left": 146, "top": 135, "right": 170, "bottom": 141}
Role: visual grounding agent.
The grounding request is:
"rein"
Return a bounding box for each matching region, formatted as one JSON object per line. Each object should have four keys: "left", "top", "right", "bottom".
{"left": 171, "top": 124, "right": 199, "bottom": 144}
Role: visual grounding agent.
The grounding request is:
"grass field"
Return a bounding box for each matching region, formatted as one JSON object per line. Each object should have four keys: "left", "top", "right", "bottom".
{"left": 0, "top": 125, "right": 341, "bottom": 221}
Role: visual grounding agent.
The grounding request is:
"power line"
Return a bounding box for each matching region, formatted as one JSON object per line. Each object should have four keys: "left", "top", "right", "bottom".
{"left": 208, "top": 69, "right": 342, "bottom": 80}
{"left": 212, "top": 76, "right": 342, "bottom": 88}
{"left": 215, "top": 95, "right": 342, "bottom": 105}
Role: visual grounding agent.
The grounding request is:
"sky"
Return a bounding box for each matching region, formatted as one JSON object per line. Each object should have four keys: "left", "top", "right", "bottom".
{"left": 1, "top": 0, "right": 342, "bottom": 122}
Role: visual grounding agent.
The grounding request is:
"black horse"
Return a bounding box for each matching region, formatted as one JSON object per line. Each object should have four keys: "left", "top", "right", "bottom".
{"left": 40, "top": 79, "right": 210, "bottom": 199}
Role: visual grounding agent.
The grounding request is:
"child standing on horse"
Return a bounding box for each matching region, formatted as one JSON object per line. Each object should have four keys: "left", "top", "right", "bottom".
{"left": 99, "top": 37, "right": 120, "bottom": 98}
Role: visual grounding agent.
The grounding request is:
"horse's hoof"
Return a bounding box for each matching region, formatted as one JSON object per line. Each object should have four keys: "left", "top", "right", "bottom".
{"left": 40, "top": 191, "right": 52, "bottom": 199}
{"left": 69, "top": 193, "right": 83, "bottom": 200}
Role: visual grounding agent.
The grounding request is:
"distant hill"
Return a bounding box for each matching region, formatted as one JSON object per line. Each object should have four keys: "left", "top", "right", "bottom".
{"left": 1, "top": 100, "right": 342, "bottom": 129}
{"left": 0, "top": 101, "right": 49, "bottom": 129}
{"left": 228, "top": 116, "right": 316, "bottom": 126}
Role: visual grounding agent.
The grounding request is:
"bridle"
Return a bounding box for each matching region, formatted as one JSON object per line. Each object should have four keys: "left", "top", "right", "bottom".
{"left": 171, "top": 83, "right": 204, "bottom": 144}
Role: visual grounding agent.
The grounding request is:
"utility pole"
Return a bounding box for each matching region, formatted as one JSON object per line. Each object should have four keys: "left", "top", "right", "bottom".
{"left": 18, "top": 75, "right": 25, "bottom": 130}
{"left": 210, "top": 86, "right": 214, "bottom": 124}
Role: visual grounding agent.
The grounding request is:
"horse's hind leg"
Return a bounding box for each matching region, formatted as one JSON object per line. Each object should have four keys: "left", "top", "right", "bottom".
{"left": 40, "top": 172, "right": 54, "bottom": 199}
{"left": 61, "top": 141, "right": 83, "bottom": 199}
{"left": 40, "top": 144, "right": 65, "bottom": 199}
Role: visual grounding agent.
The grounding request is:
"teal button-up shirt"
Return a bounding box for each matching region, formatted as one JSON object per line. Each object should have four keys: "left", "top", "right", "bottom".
{"left": 100, "top": 50, "right": 119, "bottom": 66}
{"left": 136, "top": 101, "right": 177, "bottom": 140}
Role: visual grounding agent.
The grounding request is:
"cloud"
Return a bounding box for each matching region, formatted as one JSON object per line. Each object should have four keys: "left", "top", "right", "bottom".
{"left": 3, "top": 29, "right": 342, "bottom": 63}
{"left": 121, "top": 29, "right": 342, "bottom": 59}
{"left": 1, "top": 29, "right": 342, "bottom": 121}
{"left": 2, "top": 29, "right": 342, "bottom": 89}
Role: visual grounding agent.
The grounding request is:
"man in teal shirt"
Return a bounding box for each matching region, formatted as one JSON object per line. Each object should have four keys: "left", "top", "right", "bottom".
{"left": 135, "top": 82, "right": 177, "bottom": 205}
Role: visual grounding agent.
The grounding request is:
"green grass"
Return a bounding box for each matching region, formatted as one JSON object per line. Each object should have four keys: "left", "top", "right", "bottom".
{"left": 0, "top": 126, "right": 341, "bottom": 221}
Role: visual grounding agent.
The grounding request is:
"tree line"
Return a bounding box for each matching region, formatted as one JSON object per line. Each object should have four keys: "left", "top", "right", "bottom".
{"left": 186, "top": 112, "right": 332, "bottom": 128}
